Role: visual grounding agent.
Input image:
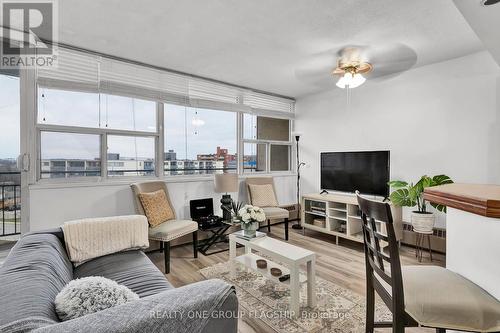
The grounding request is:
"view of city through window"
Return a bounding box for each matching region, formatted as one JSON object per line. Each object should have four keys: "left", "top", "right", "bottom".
{"left": 0, "top": 74, "right": 21, "bottom": 235}
{"left": 36, "top": 91, "right": 244, "bottom": 178}
{"left": 164, "top": 103, "right": 239, "bottom": 175}
{"left": 2, "top": 82, "right": 290, "bottom": 182}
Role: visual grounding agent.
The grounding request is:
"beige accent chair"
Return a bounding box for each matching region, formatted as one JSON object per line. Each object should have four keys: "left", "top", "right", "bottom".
{"left": 131, "top": 181, "right": 198, "bottom": 274}
{"left": 245, "top": 177, "right": 289, "bottom": 240}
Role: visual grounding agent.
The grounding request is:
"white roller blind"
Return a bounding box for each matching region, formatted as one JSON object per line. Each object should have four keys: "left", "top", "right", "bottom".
{"left": 36, "top": 47, "right": 295, "bottom": 115}
{"left": 243, "top": 91, "right": 295, "bottom": 113}
{"left": 37, "top": 48, "right": 100, "bottom": 92}
{"left": 99, "top": 59, "right": 188, "bottom": 104}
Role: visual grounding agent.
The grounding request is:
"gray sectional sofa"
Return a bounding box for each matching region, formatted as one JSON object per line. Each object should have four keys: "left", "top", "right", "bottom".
{"left": 0, "top": 228, "right": 238, "bottom": 333}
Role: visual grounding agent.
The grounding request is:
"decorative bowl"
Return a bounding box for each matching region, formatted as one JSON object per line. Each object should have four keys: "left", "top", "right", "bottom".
{"left": 270, "top": 268, "right": 282, "bottom": 277}
{"left": 256, "top": 259, "right": 267, "bottom": 269}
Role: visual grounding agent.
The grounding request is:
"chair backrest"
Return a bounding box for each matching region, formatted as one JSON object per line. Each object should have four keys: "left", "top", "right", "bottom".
{"left": 356, "top": 191, "right": 405, "bottom": 314}
{"left": 245, "top": 177, "right": 278, "bottom": 206}
{"left": 130, "top": 181, "right": 176, "bottom": 219}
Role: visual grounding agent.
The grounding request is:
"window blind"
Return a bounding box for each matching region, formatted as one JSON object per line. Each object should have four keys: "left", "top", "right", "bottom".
{"left": 37, "top": 48, "right": 100, "bottom": 93}
{"left": 36, "top": 47, "right": 295, "bottom": 116}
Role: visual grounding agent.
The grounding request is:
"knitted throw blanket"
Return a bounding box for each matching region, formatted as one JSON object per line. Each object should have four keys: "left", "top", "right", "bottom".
{"left": 62, "top": 215, "right": 149, "bottom": 265}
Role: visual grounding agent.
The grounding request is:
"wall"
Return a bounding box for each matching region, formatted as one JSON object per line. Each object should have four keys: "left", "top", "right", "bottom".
{"left": 28, "top": 175, "right": 296, "bottom": 231}
{"left": 295, "top": 51, "right": 500, "bottom": 228}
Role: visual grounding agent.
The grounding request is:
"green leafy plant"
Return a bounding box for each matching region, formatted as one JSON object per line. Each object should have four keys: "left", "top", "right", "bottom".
{"left": 388, "top": 175, "right": 453, "bottom": 213}
{"left": 223, "top": 201, "right": 244, "bottom": 220}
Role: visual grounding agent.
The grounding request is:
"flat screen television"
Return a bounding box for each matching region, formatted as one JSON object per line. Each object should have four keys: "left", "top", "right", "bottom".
{"left": 320, "top": 151, "right": 390, "bottom": 197}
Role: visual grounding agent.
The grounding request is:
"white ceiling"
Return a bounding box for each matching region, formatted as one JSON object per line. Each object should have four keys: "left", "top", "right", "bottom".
{"left": 454, "top": 0, "right": 500, "bottom": 67}
{"left": 55, "top": 0, "right": 485, "bottom": 98}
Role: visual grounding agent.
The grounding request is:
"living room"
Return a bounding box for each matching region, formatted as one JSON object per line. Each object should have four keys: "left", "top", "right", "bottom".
{"left": 0, "top": 1, "right": 499, "bottom": 332}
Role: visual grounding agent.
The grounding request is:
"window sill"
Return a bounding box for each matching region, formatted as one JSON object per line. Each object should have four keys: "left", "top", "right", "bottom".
{"left": 28, "top": 172, "right": 296, "bottom": 190}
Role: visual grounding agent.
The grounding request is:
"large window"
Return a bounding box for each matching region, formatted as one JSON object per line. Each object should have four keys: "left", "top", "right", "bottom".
{"left": 35, "top": 88, "right": 291, "bottom": 181}
{"left": 164, "top": 103, "right": 237, "bottom": 176}
{"left": 37, "top": 88, "right": 159, "bottom": 180}
{"left": 243, "top": 114, "right": 291, "bottom": 173}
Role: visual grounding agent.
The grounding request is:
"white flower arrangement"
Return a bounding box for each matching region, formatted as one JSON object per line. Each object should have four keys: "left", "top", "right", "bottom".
{"left": 238, "top": 204, "right": 266, "bottom": 225}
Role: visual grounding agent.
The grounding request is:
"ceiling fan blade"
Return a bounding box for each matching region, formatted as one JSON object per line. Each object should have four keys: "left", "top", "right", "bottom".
{"left": 363, "top": 43, "right": 418, "bottom": 80}
{"left": 294, "top": 49, "right": 339, "bottom": 86}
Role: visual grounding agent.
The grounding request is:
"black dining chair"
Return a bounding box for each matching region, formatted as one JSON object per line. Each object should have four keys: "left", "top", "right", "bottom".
{"left": 356, "top": 191, "right": 500, "bottom": 333}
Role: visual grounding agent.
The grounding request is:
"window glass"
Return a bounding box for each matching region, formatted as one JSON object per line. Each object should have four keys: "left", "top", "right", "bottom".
{"left": 243, "top": 143, "right": 266, "bottom": 173}
{"left": 107, "top": 136, "right": 155, "bottom": 177}
{"left": 0, "top": 74, "right": 20, "bottom": 184}
{"left": 243, "top": 113, "right": 257, "bottom": 140}
{"left": 243, "top": 114, "right": 290, "bottom": 141}
{"left": 270, "top": 145, "right": 290, "bottom": 171}
{"left": 164, "top": 104, "right": 237, "bottom": 176}
{"left": 40, "top": 132, "right": 101, "bottom": 178}
{"left": 100, "top": 94, "right": 156, "bottom": 132}
{"left": 38, "top": 88, "right": 100, "bottom": 128}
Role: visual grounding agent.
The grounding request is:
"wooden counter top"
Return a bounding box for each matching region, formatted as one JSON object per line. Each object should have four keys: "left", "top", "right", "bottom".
{"left": 424, "top": 183, "right": 500, "bottom": 218}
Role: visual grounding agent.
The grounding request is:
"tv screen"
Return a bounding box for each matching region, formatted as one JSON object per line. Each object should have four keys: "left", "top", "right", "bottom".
{"left": 320, "top": 151, "right": 390, "bottom": 197}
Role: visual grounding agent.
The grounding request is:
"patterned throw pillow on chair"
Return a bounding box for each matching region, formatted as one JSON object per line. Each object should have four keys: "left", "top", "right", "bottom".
{"left": 138, "top": 189, "right": 175, "bottom": 227}
{"left": 248, "top": 184, "right": 279, "bottom": 207}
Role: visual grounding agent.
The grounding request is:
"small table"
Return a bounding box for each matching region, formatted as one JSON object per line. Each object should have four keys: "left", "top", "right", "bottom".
{"left": 196, "top": 220, "right": 236, "bottom": 255}
{"left": 229, "top": 233, "right": 316, "bottom": 317}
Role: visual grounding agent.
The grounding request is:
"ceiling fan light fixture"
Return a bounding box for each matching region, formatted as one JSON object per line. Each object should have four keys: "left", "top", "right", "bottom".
{"left": 336, "top": 73, "right": 348, "bottom": 89}
{"left": 336, "top": 72, "right": 366, "bottom": 89}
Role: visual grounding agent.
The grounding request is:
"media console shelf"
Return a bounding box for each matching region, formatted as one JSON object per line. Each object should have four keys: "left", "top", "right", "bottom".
{"left": 301, "top": 193, "right": 402, "bottom": 245}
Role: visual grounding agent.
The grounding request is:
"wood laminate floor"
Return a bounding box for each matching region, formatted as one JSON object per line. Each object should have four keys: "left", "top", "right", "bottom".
{"left": 148, "top": 224, "right": 445, "bottom": 333}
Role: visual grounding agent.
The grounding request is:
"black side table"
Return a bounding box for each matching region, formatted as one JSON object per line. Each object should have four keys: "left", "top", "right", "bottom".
{"left": 196, "top": 220, "right": 237, "bottom": 255}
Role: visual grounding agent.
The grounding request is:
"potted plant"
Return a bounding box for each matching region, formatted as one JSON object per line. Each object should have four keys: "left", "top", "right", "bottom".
{"left": 388, "top": 175, "right": 453, "bottom": 233}
{"left": 238, "top": 204, "right": 266, "bottom": 238}
{"left": 222, "top": 201, "right": 244, "bottom": 223}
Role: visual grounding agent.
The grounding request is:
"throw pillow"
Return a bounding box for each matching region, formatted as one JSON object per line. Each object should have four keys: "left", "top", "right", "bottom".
{"left": 248, "top": 184, "right": 278, "bottom": 207}
{"left": 138, "top": 189, "right": 175, "bottom": 227}
{"left": 55, "top": 276, "right": 139, "bottom": 321}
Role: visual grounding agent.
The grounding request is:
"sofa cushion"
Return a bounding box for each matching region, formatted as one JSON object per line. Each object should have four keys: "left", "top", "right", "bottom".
{"left": 0, "top": 233, "right": 73, "bottom": 327}
{"left": 74, "top": 250, "right": 173, "bottom": 297}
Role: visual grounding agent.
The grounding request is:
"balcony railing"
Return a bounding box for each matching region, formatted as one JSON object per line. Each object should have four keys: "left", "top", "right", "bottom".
{"left": 0, "top": 172, "right": 21, "bottom": 236}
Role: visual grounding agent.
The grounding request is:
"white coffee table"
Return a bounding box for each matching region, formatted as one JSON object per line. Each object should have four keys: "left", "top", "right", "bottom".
{"left": 229, "top": 232, "right": 316, "bottom": 317}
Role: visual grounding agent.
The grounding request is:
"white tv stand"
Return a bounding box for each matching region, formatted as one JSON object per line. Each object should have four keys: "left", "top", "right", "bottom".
{"left": 301, "top": 193, "right": 402, "bottom": 245}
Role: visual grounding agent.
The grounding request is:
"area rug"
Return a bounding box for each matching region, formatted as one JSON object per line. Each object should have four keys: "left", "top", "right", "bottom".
{"left": 199, "top": 262, "right": 391, "bottom": 333}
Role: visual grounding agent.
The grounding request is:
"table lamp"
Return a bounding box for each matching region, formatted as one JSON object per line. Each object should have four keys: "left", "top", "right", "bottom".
{"left": 214, "top": 173, "right": 238, "bottom": 221}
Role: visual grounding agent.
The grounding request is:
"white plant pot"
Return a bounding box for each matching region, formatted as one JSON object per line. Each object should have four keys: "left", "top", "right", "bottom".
{"left": 411, "top": 211, "right": 435, "bottom": 233}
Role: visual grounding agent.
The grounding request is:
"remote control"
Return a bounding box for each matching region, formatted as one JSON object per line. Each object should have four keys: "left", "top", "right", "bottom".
{"left": 279, "top": 274, "right": 290, "bottom": 282}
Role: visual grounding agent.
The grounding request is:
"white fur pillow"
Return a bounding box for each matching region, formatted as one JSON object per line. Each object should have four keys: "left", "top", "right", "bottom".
{"left": 55, "top": 276, "right": 139, "bottom": 321}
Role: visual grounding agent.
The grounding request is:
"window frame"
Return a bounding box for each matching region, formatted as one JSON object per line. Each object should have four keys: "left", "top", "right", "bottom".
{"left": 241, "top": 114, "right": 293, "bottom": 174}
{"left": 35, "top": 85, "right": 162, "bottom": 183}
{"left": 34, "top": 85, "right": 294, "bottom": 184}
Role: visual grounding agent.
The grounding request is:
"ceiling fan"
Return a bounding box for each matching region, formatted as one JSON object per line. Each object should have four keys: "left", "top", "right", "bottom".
{"left": 296, "top": 43, "right": 418, "bottom": 91}
{"left": 332, "top": 47, "right": 373, "bottom": 89}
